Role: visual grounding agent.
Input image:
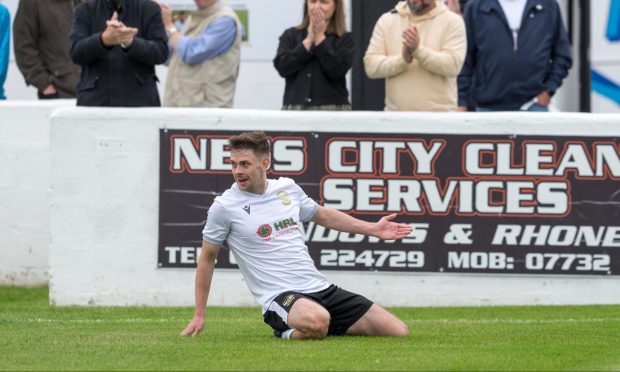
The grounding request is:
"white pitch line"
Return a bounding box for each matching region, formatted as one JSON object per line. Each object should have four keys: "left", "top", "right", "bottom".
{"left": 2, "top": 318, "right": 620, "bottom": 325}
{"left": 0, "top": 318, "right": 256, "bottom": 324}
{"left": 406, "top": 318, "right": 620, "bottom": 325}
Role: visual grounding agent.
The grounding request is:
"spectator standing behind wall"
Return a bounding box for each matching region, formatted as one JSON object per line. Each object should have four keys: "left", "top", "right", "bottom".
{"left": 69, "top": 0, "right": 168, "bottom": 107}
{"left": 457, "top": 0, "right": 573, "bottom": 112}
{"left": 273, "top": 0, "right": 354, "bottom": 111}
{"left": 159, "top": 0, "right": 241, "bottom": 108}
{"left": 13, "top": 0, "right": 82, "bottom": 99}
{"left": 364, "top": 0, "right": 466, "bottom": 111}
{"left": 0, "top": 2, "right": 8, "bottom": 100}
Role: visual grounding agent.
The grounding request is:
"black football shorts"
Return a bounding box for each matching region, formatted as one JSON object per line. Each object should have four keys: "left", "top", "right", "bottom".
{"left": 263, "top": 285, "right": 373, "bottom": 336}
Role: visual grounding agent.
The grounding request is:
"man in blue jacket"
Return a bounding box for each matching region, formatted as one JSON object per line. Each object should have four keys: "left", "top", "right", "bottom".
{"left": 457, "top": 0, "right": 572, "bottom": 111}
{"left": 70, "top": 0, "right": 168, "bottom": 107}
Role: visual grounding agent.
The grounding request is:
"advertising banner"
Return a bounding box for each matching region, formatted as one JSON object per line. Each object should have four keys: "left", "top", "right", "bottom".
{"left": 158, "top": 129, "right": 620, "bottom": 275}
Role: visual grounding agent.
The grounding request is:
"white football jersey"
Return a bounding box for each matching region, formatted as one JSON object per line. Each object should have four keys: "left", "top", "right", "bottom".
{"left": 202, "top": 177, "right": 330, "bottom": 313}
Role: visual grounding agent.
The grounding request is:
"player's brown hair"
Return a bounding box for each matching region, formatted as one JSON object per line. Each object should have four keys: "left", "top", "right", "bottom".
{"left": 297, "top": 0, "right": 347, "bottom": 37}
{"left": 229, "top": 131, "right": 270, "bottom": 158}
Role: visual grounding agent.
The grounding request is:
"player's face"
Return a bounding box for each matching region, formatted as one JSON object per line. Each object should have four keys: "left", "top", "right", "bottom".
{"left": 230, "top": 149, "right": 269, "bottom": 194}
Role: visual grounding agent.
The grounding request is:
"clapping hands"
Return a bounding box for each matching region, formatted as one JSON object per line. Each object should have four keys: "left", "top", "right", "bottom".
{"left": 303, "top": 6, "right": 328, "bottom": 50}
{"left": 101, "top": 11, "right": 138, "bottom": 47}
{"left": 310, "top": 6, "right": 328, "bottom": 45}
{"left": 402, "top": 25, "right": 420, "bottom": 63}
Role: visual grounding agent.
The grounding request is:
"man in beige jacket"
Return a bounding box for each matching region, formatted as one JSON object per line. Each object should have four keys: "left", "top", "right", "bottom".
{"left": 159, "top": 0, "right": 241, "bottom": 107}
{"left": 364, "top": 0, "right": 466, "bottom": 111}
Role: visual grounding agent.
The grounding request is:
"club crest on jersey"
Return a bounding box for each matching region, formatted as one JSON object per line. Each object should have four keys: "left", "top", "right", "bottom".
{"left": 277, "top": 191, "right": 291, "bottom": 205}
{"left": 256, "top": 224, "right": 272, "bottom": 238}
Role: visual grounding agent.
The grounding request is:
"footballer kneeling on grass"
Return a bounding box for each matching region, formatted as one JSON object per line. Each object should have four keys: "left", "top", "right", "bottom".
{"left": 182, "top": 131, "right": 412, "bottom": 340}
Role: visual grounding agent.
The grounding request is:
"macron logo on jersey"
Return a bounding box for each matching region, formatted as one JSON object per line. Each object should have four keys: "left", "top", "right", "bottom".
{"left": 243, "top": 205, "right": 251, "bottom": 214}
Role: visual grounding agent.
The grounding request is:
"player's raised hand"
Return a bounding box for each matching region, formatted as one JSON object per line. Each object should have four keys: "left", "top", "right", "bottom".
{"left": 181, "top": 315, "right": 205, "bottom": 337}
{"left": 374, "top": 213, "right": 413, "bottom": 240}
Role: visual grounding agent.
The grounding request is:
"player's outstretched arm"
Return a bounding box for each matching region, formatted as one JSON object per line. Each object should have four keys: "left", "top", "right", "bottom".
{"left": 181, "top": 241, "right": 221, "bottom": 337}
{"left": 311, "top": 206, "right": 413, "bottom": 240}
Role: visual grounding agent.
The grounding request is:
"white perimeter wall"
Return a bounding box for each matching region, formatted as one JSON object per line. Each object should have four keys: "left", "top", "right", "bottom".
{"left": 0, "top": 100, "right": 75, "bottom": 286}
{"left": 45, "top": 107, "right": 620, "bottom": 307}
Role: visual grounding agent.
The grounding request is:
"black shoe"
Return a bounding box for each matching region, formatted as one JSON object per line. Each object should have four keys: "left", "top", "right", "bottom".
{"left": 274, "top": 330, "right": 283, "bottom": 338}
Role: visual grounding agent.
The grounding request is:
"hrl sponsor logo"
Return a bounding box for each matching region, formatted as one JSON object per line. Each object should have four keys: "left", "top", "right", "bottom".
{"left": 274, "top": 218, "right": 297, "bottom": 231}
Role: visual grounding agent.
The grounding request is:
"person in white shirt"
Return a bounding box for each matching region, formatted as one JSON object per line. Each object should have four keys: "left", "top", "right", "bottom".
{"left": 181, "top": 131, "right": 413, "bottom": 340}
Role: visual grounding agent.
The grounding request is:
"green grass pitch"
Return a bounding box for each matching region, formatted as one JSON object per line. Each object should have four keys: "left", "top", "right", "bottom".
{"left": 1, "top": 286, "right": 619, "bottom": 371}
